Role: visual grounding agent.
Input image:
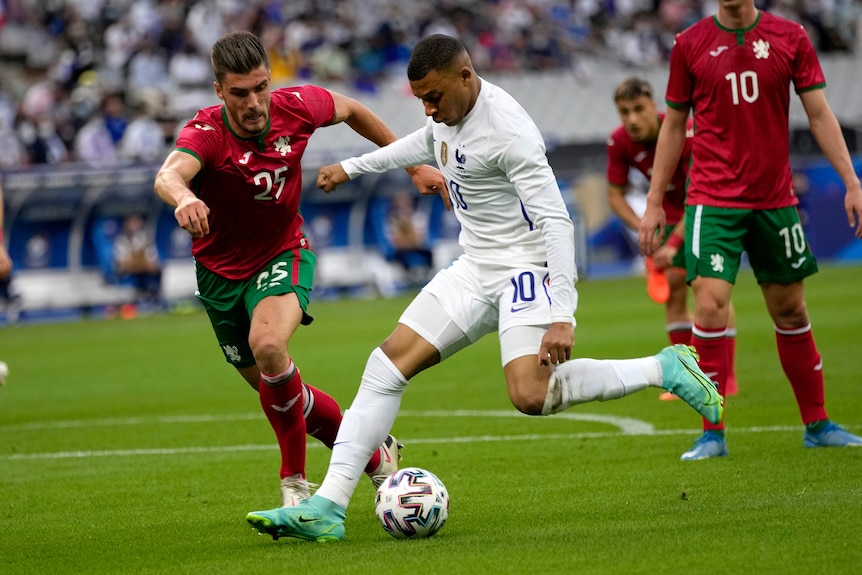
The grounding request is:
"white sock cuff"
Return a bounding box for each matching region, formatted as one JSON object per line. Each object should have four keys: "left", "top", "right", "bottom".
{"left": 367, "top": 347, "right": 409, "bottom": 388}
{"left": 692, "top": 325, "right": 727, "bottom": 339}
{"left": 260, "top": 361, "right": 296, "bottom": 385}
{"left": 666, "top": 321, "right": 693, "bottom": 333}
{"left": 774, "top": 323, "right": 811, "bottom": 336}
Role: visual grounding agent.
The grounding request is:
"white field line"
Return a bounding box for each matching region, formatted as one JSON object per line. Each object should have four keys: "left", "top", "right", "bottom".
{"left": 0, "top": 410, "right": 838, "bottom": 462}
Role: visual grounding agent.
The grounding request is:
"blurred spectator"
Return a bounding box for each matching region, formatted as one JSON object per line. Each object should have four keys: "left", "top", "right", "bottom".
{"left": 167, "top": 33, "right": 213, "bottom": 90}
{"left": 0, "top": 177, "right": 22, "bottom": 323}
{"left": 126, "top": 35, "right": 170, "bottom": 94}
{"left": 102, "top": 91, "right": 128, "bottom": 145}
{"left": 119, "top": 88, "right": 167, "bottom": 163}
{"left": 0, "top": 0, "right": 859, "bottom": 168}
{"left": 260, "top": 22, "right": 298, "bottom": 86}
{"left": 73, "top": 90, "right": 122, "bottom": 167}
{"left": 383, "top": 193, "right": 433, "bottom": 287}
{"left": 113, "top": 214, "right": 162, "bottom": 304}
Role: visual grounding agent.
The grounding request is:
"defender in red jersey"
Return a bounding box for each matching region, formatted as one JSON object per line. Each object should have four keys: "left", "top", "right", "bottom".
{"left": 607, "top": 78, "right": 739, "bottom": 400}
{"left": 639, "top": 0, "right": 862, "bottom": 459}
{"left": 154, "top": 31, "right": 445, "bottom": 507}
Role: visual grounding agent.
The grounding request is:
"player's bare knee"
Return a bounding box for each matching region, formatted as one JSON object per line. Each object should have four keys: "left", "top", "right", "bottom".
{"left": 508, "top": 383, "right": 546, "bottom": 416}
{"left": 249, "top": 338, "right": 287, "bottom": 373}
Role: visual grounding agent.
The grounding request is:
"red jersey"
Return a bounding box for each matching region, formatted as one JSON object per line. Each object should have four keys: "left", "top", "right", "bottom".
{"left": 175, "top": 86, "right": 335, "bottom": 280}
{"left": 606, "top": 113, "right": 693, "bottom": 225}
{"left": 666, "top": 11, "right": 825, "bottom": 208}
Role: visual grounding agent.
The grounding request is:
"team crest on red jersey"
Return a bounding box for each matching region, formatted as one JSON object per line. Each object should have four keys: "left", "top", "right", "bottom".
{"left": 274, "top": 136, "right": 292, "bottom": 156}
{"left": 753, "top": 39, "right": 770, "bottom": 59}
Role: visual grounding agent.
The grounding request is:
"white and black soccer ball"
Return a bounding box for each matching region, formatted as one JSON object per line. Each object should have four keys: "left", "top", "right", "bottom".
{"left": 374, "top": 467, "right": 449, "bottom": 539}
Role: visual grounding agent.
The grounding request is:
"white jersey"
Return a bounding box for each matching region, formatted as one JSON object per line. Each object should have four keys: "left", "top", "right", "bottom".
{"left": 342, "top": 78, "right": 577, "bottom": 324}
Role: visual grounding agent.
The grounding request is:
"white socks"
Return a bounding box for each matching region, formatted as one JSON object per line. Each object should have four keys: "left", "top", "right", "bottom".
{"left": 543, "top": 357, "right": 661, "bottom": 415}
{"left": 316, "top": 347, "right": 408, "bottom": 509}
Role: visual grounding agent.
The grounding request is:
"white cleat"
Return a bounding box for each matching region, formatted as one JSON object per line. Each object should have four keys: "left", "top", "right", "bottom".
{"left": 367, "top": 434, "right": 403, "bottom": 489}
{"left": 280, "top": 473, "right": 316, "bottom": 507}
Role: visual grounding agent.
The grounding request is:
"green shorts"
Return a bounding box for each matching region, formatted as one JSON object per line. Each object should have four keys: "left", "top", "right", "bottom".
{"left": 685, "top": 205, "right": 818, "bottom": 285}
{"left": 196, "top": 249, "right": 316, "bottom": 367}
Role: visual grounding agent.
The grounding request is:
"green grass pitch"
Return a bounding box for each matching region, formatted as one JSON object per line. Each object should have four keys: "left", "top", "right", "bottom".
{"left": 1, "top": 264, "right": 861, "bottom": 574}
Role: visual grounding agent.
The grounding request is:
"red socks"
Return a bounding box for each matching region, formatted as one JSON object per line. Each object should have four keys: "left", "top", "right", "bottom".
{"left": 259, "top": 364, "right": 381, "bottom": 479}
{"left": 775, "top": 325, "right": 827, "bottom": 424}
{"left": 667, "top": 324, "right": 692, "bottom": 346}
{"left": 259, "top": 366, "right": 306, "bottom": 479}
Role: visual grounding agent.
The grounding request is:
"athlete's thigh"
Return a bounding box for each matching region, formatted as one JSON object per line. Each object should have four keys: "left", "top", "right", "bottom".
{"left": 401, "top": 257, "right": 496, "bottom": 361}
{"left": 746, "top": 206, "right": 818, "bottom": 284}
{"left": 243, "top": 248, "right": 316, "bottom": 324}
{"left": 195, "top": 249, "right": 316, "bottom": 368}
{"left": 195, "top": 262, "right": 255, "bottom": 368}
{"left": 249, "top": 292, "right": 304, "bottom": 349}
{"left": 685, "top": 205, "right": 748, "bottom": 284}
{"left": 500, "top": 325, "right": 548, "bottom": 370}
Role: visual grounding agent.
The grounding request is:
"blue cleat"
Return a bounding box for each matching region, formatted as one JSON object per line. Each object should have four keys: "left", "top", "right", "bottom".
{"left": 655, "top": 345, "right": 724, "bottom": 424}
{"left": 680, "top": 431, "right": 728, "bottom": 461}
{"left": 803, "top": 421, "right": 862, "bottom": 448}
{"left": 247, "top": 495, "right": 346, "bottom": 542}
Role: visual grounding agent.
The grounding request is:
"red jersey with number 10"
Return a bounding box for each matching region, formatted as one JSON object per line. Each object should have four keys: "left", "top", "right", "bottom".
{"left": 666, "top": 11, "right": 825, "bottom": 209}
{"left": 175, "top": 86, "right": 335, "bottom": 280}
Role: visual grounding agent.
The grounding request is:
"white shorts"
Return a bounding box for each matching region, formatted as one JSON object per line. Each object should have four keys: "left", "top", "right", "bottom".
{"left": 398, "top": 255, "right": 555, "bottom": 366}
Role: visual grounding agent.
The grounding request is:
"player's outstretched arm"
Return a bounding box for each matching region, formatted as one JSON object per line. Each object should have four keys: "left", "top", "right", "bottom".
{"left": 154, "top": 150, "right": 210, "bottom": 238}
{"left": 328, "top": 91, "right": 448, "bottom": 208}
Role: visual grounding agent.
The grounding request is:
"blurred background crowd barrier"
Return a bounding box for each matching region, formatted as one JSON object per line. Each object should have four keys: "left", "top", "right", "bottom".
{"left": 1, "top": 0, "right": 860, "bottom": 321}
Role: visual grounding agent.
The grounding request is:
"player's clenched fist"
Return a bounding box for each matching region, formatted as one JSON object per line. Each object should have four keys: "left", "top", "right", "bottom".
{"left": 174, "top": 196, "right": 210, "bottom": 238}
{"left": 317, "top": 163, "right": 349, "bottom": 193}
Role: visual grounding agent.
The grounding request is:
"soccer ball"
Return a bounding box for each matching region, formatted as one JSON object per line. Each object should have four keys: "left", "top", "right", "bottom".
{"left": 374, "top": 467, "right": 449, "bottom": 539}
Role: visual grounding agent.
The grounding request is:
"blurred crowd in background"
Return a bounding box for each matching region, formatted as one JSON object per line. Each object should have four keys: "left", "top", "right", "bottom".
{"left": 0, "top": 0, "right": 859, "bottom": 169}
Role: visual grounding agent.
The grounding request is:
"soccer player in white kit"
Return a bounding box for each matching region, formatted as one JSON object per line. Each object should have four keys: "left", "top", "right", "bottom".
{"left": 247, "top": 34, "right": 723, "bottom": 542}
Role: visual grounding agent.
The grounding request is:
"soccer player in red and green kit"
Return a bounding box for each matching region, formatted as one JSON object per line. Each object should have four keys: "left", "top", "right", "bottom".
{"left": 154, "top": 31, "right": 445, "bottom": 505}
{"left": 606, "top": 78, "right": 739, "bottom": 401}
{"left": 639, "top": 0, "right": 862, "bottom": 459}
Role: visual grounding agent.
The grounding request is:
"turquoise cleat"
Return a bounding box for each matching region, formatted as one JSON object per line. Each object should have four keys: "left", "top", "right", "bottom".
{"left": 655, "top": 344, "right": 724, "bottom": 425}
{"left": 247, "top": 495, "right": 346, "bottom": 542}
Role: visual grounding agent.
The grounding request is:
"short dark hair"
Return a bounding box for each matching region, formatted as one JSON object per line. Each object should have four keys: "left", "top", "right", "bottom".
{"left": 407, "top": 34, "right": 467, "bottom": 81}
{"left": 211, "top": 30, "right": 269, "bottom": 84}
{"left": 614, "top": 78, "right": 653, "bottom": 103}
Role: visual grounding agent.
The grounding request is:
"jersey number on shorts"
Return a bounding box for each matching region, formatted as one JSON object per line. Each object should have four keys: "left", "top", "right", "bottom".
{"left": 256, "top": 261, "right": 289, "bottom": 292}
{"left": 510, "top": 271, "right": 538, "bottom": 312}
{"left": 778, "top": 223, "right": 806, "bottom": 258}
